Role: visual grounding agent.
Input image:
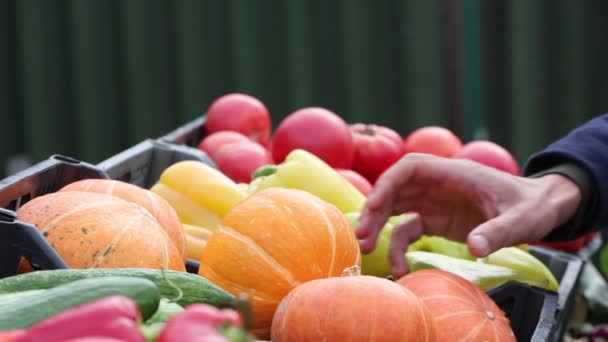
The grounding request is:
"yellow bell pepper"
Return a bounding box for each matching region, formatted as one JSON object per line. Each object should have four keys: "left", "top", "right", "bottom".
{"left": 249, "top": 149, "right": 366, "bottom": 213}
{"left": 182, "top": 223, "right": 213, "bottom": 261}
{"left": 155, "top": 160, "right": 247, "bottom": 217}
{"left": 150, "top": 183, "right": 220, "bottom": 230}
{"left": 152, "top": 160, "right": 247, "bottom": 261}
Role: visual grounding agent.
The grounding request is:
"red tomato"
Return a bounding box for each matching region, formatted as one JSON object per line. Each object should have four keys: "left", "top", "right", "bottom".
{"left": 403, "top": 126, "right": 462, "bottom": 157}
{"left": 453, "top": 140, "right": 520, "bottom": 175}
{"left": 271, "top": 107, "right": 355, "bottom": 169}
{"left": 336, "top": 169, "right": 373, "bottom": 196}
{"left": 204, "top": 93, "right": 272, "bottom": 147}
{"left": 350, "top": 123, "right": 404, "bottom": 183}
{"left": 197, "top": 131, "right": 250, "bottom": 160}
{"left": 214, "top": 141, "right": 274, "bottom": 183}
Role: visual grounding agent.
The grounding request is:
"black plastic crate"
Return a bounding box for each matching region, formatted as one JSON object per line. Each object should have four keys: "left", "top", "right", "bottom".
{"left": 0, "top": 155, "right": 107, "bottom": 211}
{"left": 488, "top": 281, "right": 558, "bottom": 342}
{"left": 577, "top": 233, "right": 604, "bottom": 262}
{"left": 98, "top": 138, "right": 215, "bottom": 189}
{"left": 502, "top": 245, "right": 584, "bottom": 342}
{"left": 159, "top": 115, "right": 206, "bottom": 148}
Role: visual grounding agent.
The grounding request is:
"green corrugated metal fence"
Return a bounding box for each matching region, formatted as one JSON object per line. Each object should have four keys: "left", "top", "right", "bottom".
{"left": 1, "top": 0, "right": 608, "bottom": 178}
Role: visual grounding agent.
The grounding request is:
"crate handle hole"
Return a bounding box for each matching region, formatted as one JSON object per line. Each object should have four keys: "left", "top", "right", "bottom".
{"left": 53, "top": 155, "right": 81, "bottom": 164}
{"left": 0, "top": 210, "right": 17, "bottom": 223}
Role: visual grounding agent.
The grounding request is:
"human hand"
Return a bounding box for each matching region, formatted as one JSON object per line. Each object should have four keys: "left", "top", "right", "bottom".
{"left": 355, "top": 153, "right": 582, "bottom": 278}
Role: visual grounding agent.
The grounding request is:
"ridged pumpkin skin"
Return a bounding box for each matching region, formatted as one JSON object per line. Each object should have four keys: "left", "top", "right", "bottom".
{"left": 398, "top": 270, "right": 516, "bottom": 341}
{"left": 16, "top": 191, "right": 185, "bottom": 271}
{"left": 60, "top": 179, "right": 187, "bottom": 261}
{"left": 271, "top": 274, "right": 437, "bottom": 342}
{"left": 198, "top": 188, "right": 361, "bottom": 338}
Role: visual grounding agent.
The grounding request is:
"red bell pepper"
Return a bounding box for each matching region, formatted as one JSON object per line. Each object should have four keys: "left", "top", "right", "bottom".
{"left": 61, "top": 339, "right": 125, "bottom": 342}
{"left": 16, "top": 296, "right": 145, "bottom": 342}
{"left": 0, "top": 330, "right": 26, "bottom": 342}
{"left": 157, "top": 304, "right": 248, "bottom": 342}
{"left": 531, "top": 231, "right": 599, "bottom": 253}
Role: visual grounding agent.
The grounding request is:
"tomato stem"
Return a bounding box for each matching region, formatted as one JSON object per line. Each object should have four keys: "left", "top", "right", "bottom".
{"left": 355, "top": 126, "right": 375, "bottom": 136}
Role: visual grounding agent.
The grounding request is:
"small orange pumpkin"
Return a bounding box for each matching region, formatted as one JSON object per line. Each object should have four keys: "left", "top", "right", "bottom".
{"left": 16, "top": 191, "right": 185, "bottom": 271}
{"left": 198, "top": 188, "right": 361, "bottom": 338}
{"left": 271, "top": 267, "right": 437, "bottom": 342}
{"left": 60, "top": 179, "right": 186, "bottom": 260}
{"left": 397, "top": 269, "right": 516, "bottom": 341}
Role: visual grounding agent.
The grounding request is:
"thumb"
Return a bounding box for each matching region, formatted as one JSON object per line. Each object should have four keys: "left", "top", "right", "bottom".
{"left": 467, "top": 210, "right": 524, "bottom": 257}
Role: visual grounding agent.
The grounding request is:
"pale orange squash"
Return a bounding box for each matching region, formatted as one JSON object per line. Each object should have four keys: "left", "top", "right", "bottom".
{"left": 271, "top": 267, "right": 437, "bottom": 342}
{"left": 59, "top": 179, "right": 186, "bottom": 261}
{"left": 198, "top": 188, "right": 361, "bottom": 338}
{"left": 398, "top": 269, "right": 516, "bottom": 341}
{"left": 16, "top": 191, "right": 185, "bottom": 271}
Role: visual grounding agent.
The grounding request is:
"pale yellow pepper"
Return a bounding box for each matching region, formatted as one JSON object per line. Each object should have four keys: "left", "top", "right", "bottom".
{"left": 156, "top": 160, "right": 247, "bottom": 217}
{"left": 249, "top": 149, "right": 366, "bottom": 213}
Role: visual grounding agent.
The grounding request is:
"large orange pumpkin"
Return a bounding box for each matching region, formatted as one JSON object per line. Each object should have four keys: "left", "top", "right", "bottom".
{"left": 16, "top": 191, "right": 185, "bottom": 271}
{"left": 271, "top": 267, "right": 437, "bottom": 342}
{"left": 397, "top": 269, "right": 516, "bottom": 341}
{"left": 59, "top": 179, "right": 186, "bottom": 260}
{"left": 198, "top": 188, "right": 361, "bottom": 338}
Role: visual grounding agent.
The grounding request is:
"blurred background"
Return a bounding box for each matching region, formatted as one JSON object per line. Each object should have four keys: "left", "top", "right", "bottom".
{"left": 1, "top": 0, "right": 608, "bottom": 178}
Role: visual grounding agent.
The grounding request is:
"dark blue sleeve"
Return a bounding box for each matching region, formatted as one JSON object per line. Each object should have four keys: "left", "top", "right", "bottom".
{"left": 523, "top": 114, "right": 608, "bottom": 238}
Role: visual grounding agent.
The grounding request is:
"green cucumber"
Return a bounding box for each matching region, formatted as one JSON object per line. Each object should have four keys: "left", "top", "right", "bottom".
{"left": 0, "top": 289, "right": 46, "bottom": 304}
{"left": 0, "top": 268, "right": 235, "bottom": 308}
{"left": 0, "top": 276, "right": 160, "bottom": 331}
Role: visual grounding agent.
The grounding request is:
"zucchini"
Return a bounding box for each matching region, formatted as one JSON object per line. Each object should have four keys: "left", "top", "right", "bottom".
{"left": 0, "top": 276, "right": 160, "bottom": 331}
{"left": 0, "top": 268, "right": 235, "bottom": 308}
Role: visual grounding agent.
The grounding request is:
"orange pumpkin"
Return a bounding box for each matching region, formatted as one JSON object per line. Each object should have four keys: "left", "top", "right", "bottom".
{"left": 271, "top": 267, "right": 437, "bottom": 341}
{"left": 397, "top": 269, "right": 516, "bottom": 341}
{"left": 60, "top": 179, "right": 186, "bottom": 260}
{"left": 16, "top": 191, "right": 185, "bottom": 271}
{"left": 198, "top": 188, "right": 361, "bottom": 338}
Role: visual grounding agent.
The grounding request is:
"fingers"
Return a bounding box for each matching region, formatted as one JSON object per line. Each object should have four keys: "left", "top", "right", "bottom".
{"left": 356, "top": 155, "right": 421, "bottom": 253}
{"left": 367, "top": 154, "right": 420, "bottom": 210}
{"left": 389, "top": 214, "right": 424, "bottom": 279}
{"left": 467, "top": 208, "right": 528, "bottom": 257}
{"left": 356, "top": 209, "right": 391, "bottom": 254}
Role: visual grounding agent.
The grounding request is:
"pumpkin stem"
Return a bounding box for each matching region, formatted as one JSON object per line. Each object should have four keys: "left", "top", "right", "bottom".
{"left": 236, "top": 293, "right": 253, "bottom": 330}
{"left": 485, "top": 310, "right": 495, "bottom": 321}
{"left": 341, "top": 265, "right": 362, "bottom": 277}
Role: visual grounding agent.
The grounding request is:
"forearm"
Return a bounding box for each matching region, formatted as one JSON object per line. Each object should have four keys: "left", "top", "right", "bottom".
{"left": 533, "top": 173, "right": 583, "bottom": 241}
{"left": 523, "top": 114, "right": 608, "bottom": 240}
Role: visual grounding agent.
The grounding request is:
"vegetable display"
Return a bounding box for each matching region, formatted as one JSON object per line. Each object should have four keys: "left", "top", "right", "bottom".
{"left": 1, "top": 92, "right": 592, "bottom": 341}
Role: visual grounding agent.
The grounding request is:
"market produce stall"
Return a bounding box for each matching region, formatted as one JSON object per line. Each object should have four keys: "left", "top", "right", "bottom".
{"left": 0, "top": 93, "right": 606, "bottom": 341}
